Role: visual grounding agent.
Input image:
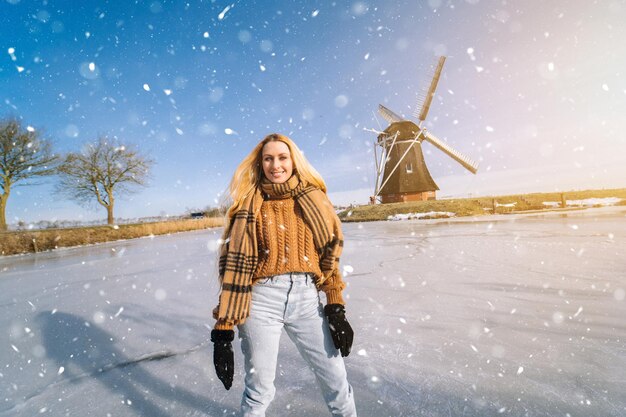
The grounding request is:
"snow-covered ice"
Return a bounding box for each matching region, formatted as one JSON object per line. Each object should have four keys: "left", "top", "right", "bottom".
{"left": 1, "top": 206, "right": 625, "bottom": 416}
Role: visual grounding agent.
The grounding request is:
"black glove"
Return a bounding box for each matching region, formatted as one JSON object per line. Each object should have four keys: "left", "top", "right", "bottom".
{"left": 324, "top": 304, "right": 354, "bottom": 357}
{"left": 211, "top": 329, "right": 234, "bottom": 390}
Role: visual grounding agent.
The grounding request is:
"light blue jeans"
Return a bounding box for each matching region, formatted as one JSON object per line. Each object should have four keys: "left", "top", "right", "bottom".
{"left": 238, "top": 273, "right": 357, "bottom": 417}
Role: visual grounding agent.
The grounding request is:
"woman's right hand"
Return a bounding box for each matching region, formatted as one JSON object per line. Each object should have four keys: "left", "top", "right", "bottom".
{"left": 211, "top": 329, "right": 235, "bottom": 390}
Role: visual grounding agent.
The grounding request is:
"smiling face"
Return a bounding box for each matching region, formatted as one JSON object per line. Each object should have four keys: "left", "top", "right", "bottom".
{"left": 261, "top": 140, "right": 293, "bottom": 184}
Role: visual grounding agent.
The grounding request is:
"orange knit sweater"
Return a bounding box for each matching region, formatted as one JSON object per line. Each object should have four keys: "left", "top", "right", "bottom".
{"left": 254, "top": 197, "right": 322, "bottom": 279}
{"left": 214, "top": 195, "right": 346, "bottom": 330}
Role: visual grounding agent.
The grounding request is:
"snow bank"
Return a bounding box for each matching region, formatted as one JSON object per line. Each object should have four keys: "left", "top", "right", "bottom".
{"left": 387, "top": 211, "right": 456, "bottom": 221}
{"left": 495, "top": 202, "right": 517, "bottom": 208}
{"left": 567, "top": 197, "right": 622, "bottom": 206}
{"left": 543, "top": 197, "right": 622, "bottom": 207}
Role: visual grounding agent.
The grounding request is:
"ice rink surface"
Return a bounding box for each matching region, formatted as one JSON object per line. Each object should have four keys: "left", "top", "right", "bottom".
{"left": 1, "top": 206, "right": 625, "bottom": 417}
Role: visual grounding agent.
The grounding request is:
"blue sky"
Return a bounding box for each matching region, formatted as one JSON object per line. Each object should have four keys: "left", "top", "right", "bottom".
{"left": 2, "top": 0, "right": 625, "bottom": 224}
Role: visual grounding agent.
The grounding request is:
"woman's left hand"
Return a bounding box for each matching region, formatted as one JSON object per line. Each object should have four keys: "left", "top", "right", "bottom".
{"left": 324, "top": 304, "right": 354, "bottom": 357}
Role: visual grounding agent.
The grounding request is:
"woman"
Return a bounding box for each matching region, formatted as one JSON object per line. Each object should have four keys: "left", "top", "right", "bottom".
{"left": 211, "top": 133, "right": 357, "bottom": 417}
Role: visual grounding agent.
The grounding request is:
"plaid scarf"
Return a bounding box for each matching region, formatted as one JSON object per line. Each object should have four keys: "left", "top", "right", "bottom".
{"left": 216, "top": 175, "right": 343, "bottom": 324}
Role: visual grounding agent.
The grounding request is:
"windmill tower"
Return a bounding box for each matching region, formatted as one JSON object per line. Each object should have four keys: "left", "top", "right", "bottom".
{"left": 372, "top": 56, "right": 479, "bottom": 204}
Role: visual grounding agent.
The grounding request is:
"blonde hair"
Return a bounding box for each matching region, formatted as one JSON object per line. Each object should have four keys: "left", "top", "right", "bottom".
{"left": 221, "top": 133, "right": 327, "bottom": 235}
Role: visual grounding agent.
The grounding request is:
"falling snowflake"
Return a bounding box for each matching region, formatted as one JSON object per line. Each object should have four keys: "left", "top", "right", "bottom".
{"left": 218, "top": 4, "right": 234, "bottom": 20}
{"left": 334, "top": 95, "right": 349, "bottom": 108}
{"left": 155, "top": 288, "right": 167, "bottom": 301}
{"left": 466, "top": 47, "right": 476, "bottom": 61}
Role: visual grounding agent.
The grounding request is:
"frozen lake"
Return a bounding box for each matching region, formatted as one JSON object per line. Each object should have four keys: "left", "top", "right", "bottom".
{"left": 1, "top": 206, "right": 625, "bottom": 417}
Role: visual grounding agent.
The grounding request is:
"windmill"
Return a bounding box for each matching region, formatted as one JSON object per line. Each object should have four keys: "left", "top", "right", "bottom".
{"left": 371, "top": 56, "right": 479, "bottom": 204}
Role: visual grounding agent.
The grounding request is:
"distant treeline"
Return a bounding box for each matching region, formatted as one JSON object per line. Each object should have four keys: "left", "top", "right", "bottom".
{"left": 1, "top": 216, "right": 225, "bottom": 256}
{"left": 9, "top": 206, "right": 227, "bottom": 232}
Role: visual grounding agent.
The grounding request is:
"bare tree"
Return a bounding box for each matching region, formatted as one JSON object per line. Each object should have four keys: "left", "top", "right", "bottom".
{"left": 0, "top": 118, "right": 58, "bottom": 231}
{"left": 57, "top": 137, "right": 154, "bottom": 225}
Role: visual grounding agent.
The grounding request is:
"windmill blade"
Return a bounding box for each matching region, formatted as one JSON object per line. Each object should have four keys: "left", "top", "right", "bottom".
{"left": 414, "top": 56, "right": 446, "bottom": 122}
{"left": 423, "top": 131, "right": 479, "bottom": 174}
{"left": 378, "top": 104, "right": 404, "bottom": 124}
